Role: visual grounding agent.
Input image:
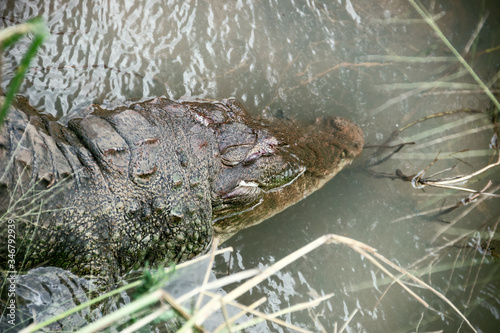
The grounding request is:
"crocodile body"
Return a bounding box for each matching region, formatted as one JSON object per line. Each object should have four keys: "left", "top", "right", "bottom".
{"left": 0, "top": 97, "right": 363, "bottom": 283}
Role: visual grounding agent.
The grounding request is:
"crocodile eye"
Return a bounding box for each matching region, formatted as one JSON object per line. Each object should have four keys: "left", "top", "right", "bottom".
{"left": 221, "top": 145, "right": 253, "bottom": 166}
{"left": 242, "top": 135, "right": 278, "bottom": 166}
{"left": 218, "top": 123, "right": 256, "bottom": 166}
{"left": 242, "top": 151, "right": 260, "bottom": 166}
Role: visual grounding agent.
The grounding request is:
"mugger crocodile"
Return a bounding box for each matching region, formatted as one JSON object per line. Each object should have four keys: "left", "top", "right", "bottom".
{"left": 0, "top": 96, "right": 363, "bottom": 330}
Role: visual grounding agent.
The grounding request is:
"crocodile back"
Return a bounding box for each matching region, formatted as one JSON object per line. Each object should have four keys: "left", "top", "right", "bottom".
{"left": 0, "top": 98, "right": 224, "bottom": 280}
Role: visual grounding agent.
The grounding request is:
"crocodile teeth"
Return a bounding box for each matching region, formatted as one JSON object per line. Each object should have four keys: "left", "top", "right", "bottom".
{"left": 238, "top": 180, "right": 258, "bottom": 187}
{"left": 221, "top": 180, "right": 262, "bottom": 205}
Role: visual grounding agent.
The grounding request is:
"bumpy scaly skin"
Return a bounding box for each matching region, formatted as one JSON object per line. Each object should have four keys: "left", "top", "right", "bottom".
{"left": 0, "top": 97, "right": 364, "bottom": 283}
{"left": 0, "top": 98, "right": 233, "bottom": 280}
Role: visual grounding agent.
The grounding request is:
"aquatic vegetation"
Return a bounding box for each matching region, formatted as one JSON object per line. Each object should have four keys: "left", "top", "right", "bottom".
{"left": 0, "top": 18, "right": 47, "bottom": 126}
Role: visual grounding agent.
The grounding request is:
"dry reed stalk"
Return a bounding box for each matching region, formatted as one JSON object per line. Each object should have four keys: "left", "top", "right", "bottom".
{"left": 212, "top": 296, "right": 267, "bottom": 333}
{"left": 464, "top": 216, "right": 500, "bottom": 306}
{"left": 370, "top": 250, "right": 477, "bottom": 332}
{"left": 338, "top": 309, "right": 358, "bottom": 333}
{"left": 227, "top": 293, "right": 333, "bottom": 333}
{"left": 205, "top": 290, "right": 313, "bottom": 333}
{"left": 429, "top": 183, "right": 500, "bottom": 242}
{"left": 170, "top": 234, "right": 478, "bottom": 332}
{"left": 195, "top": 237, "right": 219, "bottom": 311}
{"left": 174, "top": 268, "right": 261, "bottom": 305}
{"left": 118, "top": 305, "right": 173, "bottom": 333}
{"left": 161, "top": 291, "right": 206, "bottom": 333}
{"left": 174, "top": 247, "right": 233, "bottom": 270}
{"left": 178, "top": 235, "right": 335, "bottom": 331}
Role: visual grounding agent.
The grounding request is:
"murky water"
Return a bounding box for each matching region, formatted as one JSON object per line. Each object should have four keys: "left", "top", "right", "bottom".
{"left": 2, "top": 0, "right": 500, "bottom": 331}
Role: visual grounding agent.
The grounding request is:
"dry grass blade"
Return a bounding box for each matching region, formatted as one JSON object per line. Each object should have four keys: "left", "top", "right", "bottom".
{"left": 327, "top": 235, "right": 478, "bottom": 333}
{"left": 226, "top": 293, "right": 334, "bottom": 333}
{"left": 174, "top": 247, "right": 233, "bottom": 270}
{"left": 397, "top": 109, "right": 483, "bottom": 133}
{"left": 462, "top": 13, "right": 488, "bottom": 56}
{"left": 161, "top": 291, "right": 206, "bottom": 333}
{"left": 118, "top": 305, "right": 172, "bottom": 333}
{"left": 430, "top": 183, "right": 500, "bottom": 242}
{"left": 175, "top": 268, "right": 261, "bottom": 305}
{"left": 390, "top": 202, "right": 458, "bottom": 223}
{"left": 414, "top": 155, "right": 500, "bottom": 187}
{"left": 338, "top": 309, "right": 358, "bottom": 333}
{"left": 213, "top": 296, "right": 267, "bottom": 333}
{"left": 420, "top": 89, "right": 500, "bottom": 96}
{"left": 211, "top": 293, "right": 308, "bottom": 333}
{"left": 407, "top": 124, "right": 494, "bottom": 151}
{"left": 287, "top": 62, "right": 387, "bottom": 94}
{"left": 411, "top": 153, "right": 500, "bottom": 199}
{"left": 267, "top": 293, "right": 334, "bottom": 319}
{"left": 377, "top": 81, "right": 481, "bottom": 91}
{"left": 373, "top": 250, "right": 478, "bottom": 333}
{"left": 175, "top": 234, "right": 479, "bottom": 332}
{"left": 464, "top": 216, "right": 500, "bottom": 306}
{"left": 220, "top": 303, "right": 232, "bottom": 333}
{"left": 348, "top": 244, "right": 430, "bottom": 308}
{"left": 372, "top": 276, "right": 404, "bottom": 310}
{"left": 396, "top": 113, "right": 485, "bottom": 145}
{"left": 179, "top": 235, "right": 335, "bottom": 330}
{"left": 361, "top": 55, "right": 455, "bottom": 63}
{"left": 370, "top": 69, "right": 467, "bottom": 115}
{"left": 370, "top": 10, "right": 445, "bottom": 24}
{"left": 195, "top": 237, "right": 219, "bottom": 311}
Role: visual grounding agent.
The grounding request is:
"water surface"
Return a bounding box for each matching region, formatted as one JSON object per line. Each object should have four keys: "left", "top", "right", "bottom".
{"left": 2, "top": 0, "right": 500, "bottom": 331}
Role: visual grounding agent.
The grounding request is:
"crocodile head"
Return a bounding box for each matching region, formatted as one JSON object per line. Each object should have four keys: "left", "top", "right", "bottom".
{"left": 211, "top": 110, "right": 364, "bottom": 241}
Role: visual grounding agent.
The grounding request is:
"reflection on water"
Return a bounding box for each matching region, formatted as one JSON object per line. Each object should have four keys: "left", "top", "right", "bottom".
{"left": 2, "top": 0, "right": 500, "bottom": 331}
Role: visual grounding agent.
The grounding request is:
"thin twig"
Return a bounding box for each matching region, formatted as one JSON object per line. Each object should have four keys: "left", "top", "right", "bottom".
{"left": 430, "top": 183, "right": 500, "bottom": 242}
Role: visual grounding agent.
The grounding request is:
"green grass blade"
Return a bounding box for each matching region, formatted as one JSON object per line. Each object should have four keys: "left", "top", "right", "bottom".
{"left": 0, "top": 18, "right": 48, "bottom": 127}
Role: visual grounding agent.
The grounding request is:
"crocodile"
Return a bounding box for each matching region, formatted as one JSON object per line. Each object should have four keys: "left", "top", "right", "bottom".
{"left": 0, "top": 96, "right": 363, "bottom": 283}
